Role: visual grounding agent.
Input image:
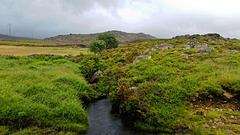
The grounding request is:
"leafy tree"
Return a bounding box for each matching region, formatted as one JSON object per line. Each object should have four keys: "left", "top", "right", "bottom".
{"left": 97, "top": 32, "right": 120, "bottom": 49}
{"left": 88, "top": 39, "right": 106, "bottom": 53}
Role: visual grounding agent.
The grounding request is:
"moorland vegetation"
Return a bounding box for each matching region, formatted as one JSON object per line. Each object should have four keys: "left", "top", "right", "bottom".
{"left": 79, "top": 33, "right": 240, "bottom": 134}
{"left": 0, "top": 33, "right": 239, "bottom": 134}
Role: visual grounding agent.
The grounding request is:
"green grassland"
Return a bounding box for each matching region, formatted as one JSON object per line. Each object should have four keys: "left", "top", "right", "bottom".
{"left": 0, "top": 56, "right": 99, "bottom": 134}
{"left": 77, "top": 36, "right": 240, "bottom": 134}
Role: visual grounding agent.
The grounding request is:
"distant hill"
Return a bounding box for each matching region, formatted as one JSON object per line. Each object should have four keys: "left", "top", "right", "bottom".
{"left": 43, "top": 30, "right": 157, "bottom": 46}
{"left": 0, "top": 34, "right": 37, "bottom": 40}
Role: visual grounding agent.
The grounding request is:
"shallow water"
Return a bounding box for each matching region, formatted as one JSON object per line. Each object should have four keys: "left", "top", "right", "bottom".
{"left": 85, "top": 98, "right": 151, "bottom": 135}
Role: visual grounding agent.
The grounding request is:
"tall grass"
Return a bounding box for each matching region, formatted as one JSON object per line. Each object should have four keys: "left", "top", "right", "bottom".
{"left": 0, "top": 56, "right": 98, "bottom": 133}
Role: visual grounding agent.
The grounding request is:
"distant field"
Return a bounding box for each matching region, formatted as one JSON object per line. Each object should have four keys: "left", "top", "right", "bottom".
{"left": 0, "top": 40, "right": 54, "bottom": 46}
{"left": 0, "top": 45, "right": 92, "bottom": 56}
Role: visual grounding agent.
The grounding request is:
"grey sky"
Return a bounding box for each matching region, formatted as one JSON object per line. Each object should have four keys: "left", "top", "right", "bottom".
{"left": 1, "top": 0, "right": 240, "bottom": 39}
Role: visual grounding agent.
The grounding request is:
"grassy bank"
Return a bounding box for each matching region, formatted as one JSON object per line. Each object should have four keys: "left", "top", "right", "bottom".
{"left": 0, "top": 56, "right": 99, "bottom": 134}
{"left": 77, "top": 36, "right": 240, "bottom": 134}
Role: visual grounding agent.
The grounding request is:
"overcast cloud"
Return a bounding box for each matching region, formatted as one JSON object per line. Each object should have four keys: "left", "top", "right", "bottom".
{"left": 1, "top": 0, "right": 240, "bottom": 39}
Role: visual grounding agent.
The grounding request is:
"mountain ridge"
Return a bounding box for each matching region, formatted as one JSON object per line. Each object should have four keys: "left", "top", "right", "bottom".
{"left": 43, "top": 30, "right": 157, "bottom": 45}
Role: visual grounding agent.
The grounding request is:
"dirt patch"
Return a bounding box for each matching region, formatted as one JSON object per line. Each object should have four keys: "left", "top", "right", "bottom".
{"left": 189, "top": 98, "right": 240, "bottom": 134}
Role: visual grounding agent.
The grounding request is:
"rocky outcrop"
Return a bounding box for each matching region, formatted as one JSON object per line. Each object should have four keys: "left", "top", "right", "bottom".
{"left": 180, "top": 45, "right": 191, "bottom": 50}
{"left": 196, "top": 47, "right": 215, "bottom": 53}
{"left": 223, "top": 92, "right": 234, "bottom": 99}
{"left": 90, "top": 70, "right": 103, "bottom": 83}
{"left": 186, "top": 42, "right": 208, "bottom": 48}
{"left": 142, "top": 49, "right": 149, "bottom": 55}
{"left": 149, "top": 48, "right": 157, "bottom": 54}
{"left": 205, "top": 33, "right": 221, "bottom": 38}
{"left": 133, "top": 55, "right": 151, "bottom": 64}
{"left": 222, "top": 50, "right": 238, "bottom": 54}
{"left": 172, "top": 33, "right": 221, "bottom": 40}
{"left": 128, "top": 87, "right": 138, "bottom": 92}
{"left": 154, "top": 43, "right": 175, "bottom": 51}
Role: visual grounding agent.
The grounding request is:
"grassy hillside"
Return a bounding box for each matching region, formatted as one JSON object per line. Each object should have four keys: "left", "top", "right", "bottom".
{"left": 77, "top": 34, "right": 240, "bottom": 134}
{"left": 43, "top": 30, "right": 157, "bottom": 46}
{"left": 0, "top": 56, "right": 99, "bottom": 134}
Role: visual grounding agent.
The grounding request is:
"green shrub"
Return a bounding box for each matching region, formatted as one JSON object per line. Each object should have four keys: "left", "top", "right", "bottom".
{"left": 97, "top": 32, "right": 119, "bottom": 49}
{"left": 88, "top": 39, "right": 106, "bottom": 53}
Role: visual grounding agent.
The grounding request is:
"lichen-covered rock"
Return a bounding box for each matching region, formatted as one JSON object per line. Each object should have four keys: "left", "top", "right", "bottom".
{"left": 142, "top": 49, "right": 149, "bottom": 54}
{"left": 223, "top": 92, "right": 234, "bottom": 99}
{"left": 133, "top": 55, "right": 151, "bottom": 64}
{"left": 222, "top": 50, "right": 238, "bottom": 54}
{"left": 128, "top": 87, "right": 138, "bottom": 92}
{"left": 180, "top": 45, "right": 191, "bottom": 50}
{"left": 186, "top": 42, "right": 208, "bottom": 48}
{"left": 149, "top": 48, "right": 157, "bottom": 54}
{"left": 90, "top": 70, "right": 103, "bottom": 82}
{"left": 196, "top": 47, "right": 215, "bottom": 53}
{"left": 206, "top": 33, "right": 221, "bottom": 38}
{"left": 155, "top": 43, "right": 175, "bottom": 51}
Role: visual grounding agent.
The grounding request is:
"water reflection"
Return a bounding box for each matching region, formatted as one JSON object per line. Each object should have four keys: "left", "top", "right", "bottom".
{"left": 86, "top": 98, "right": 152, "bottom": 135}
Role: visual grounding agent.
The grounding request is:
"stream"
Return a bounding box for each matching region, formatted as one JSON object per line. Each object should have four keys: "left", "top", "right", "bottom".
{"left": 85, "top": 98, "right": 153, "bottom": 135}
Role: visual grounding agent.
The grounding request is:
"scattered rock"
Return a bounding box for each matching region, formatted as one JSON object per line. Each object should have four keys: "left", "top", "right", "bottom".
{"left": 142, "top": 49, "right": 149, "bottom": 54}
{"left": 196, "top": 47, "right": 215, "bottom": 53}
{"left": 216, "top": 39, "right": 225, "bottom": 42}
{"left": 64, "top": 55, "right": 73, "bottom": 58}
{"left": 183, "top": 45, "right": 191, "bottom": 50}
{"left": 133, "top": 55, "right": 151, "bottom": 64}
{"left": 222, "top": 50, "right": 238, "bottom": 54}
{"left": 203, "top": 123, "right": 209, "bottom": 128}
{"left": 27, "top": 54, "right": 58, "bottom": 58}
{"left": 207, "top": 39, "right": 216, "bottom": 42}
{"left": 214, "top": 118, "right": 219, "bottom": 122}
{"left": 90, "top": 83, "right": 97, "bottom": 87}
{"left": 149, "top": 48, "right": 157, "bottom": 54}
{"left": 180, "top": 54, "right": 189, "bottom": 59}
{"left": 128, "top": 87, "right": 138, "bottom": 92}
{"left": 183, "top": 55, "right": 189, "bottom": 59}
{"left": 155, "top": 43, "right": 175, "bottom": 51}
{"left": 113, "top": 52, "right": 119, "bottom": 56}
{"left": 186, "top": 42, "right": 208, "bottom": 48}
{"left": 172, "top": 33, "right": 222, "bottom": 40}
{"left": 172, "top": 34, "right": 190, "bottom": 40}
{"left": 223, "top": 92, "right": 234, "bottom": 99}
{"left": 206, "top": 33, "right": 221, "bottom": 38}
{"left": 90, "top": 70, "right": 103, "bottom": 83}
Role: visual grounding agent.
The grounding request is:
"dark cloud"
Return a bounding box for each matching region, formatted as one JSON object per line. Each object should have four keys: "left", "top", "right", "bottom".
{"left": 0, "top": 0, "right": 240, "bottom": 39}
